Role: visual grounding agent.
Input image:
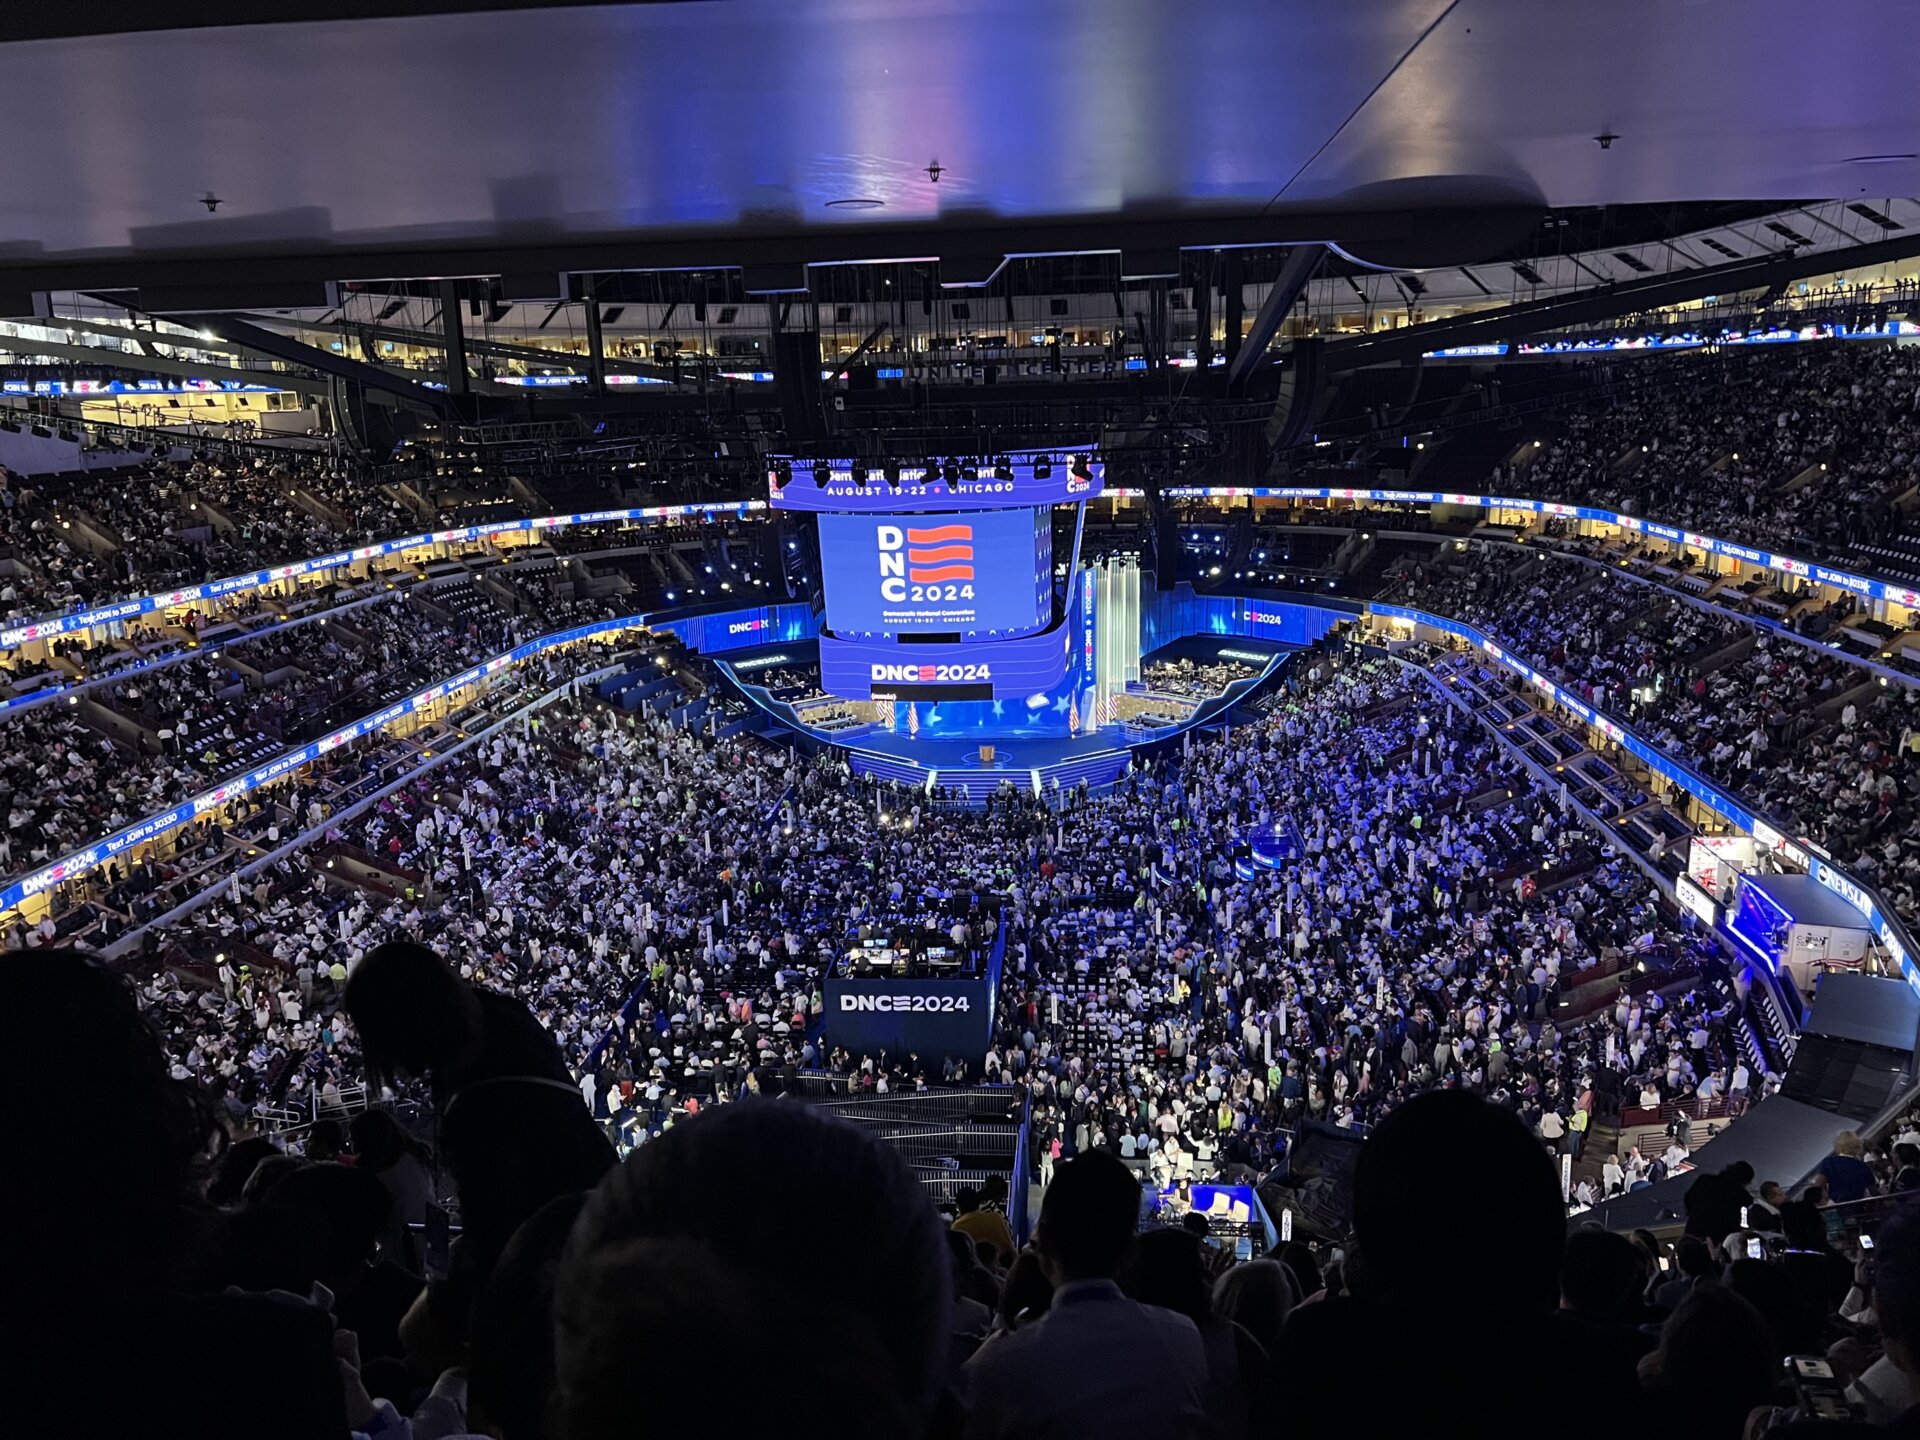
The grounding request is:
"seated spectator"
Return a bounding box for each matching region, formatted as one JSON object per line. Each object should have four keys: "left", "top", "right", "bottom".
{"left": 963, "top": 1149, "right": 1209, "bottom": 1440}
{"left": 1653, "top": 1236, "right": 1718, "bottom": 1313}
{"left": 1213, "top": 1257, "right": 1300, "bottom": 1369}
{"left": 1280, "top": 1090, "right": 1581, "bottom": 1430}
{"left": 555, "top": 1102, "right": 950, "bottom": 1439}
{"left": 1640, "top": 1284, "right": 1779, "bottom": 1438}
{"left": 1120, "top": 1227, "right": 1268, "bottom": 1440}
{"left": 5, "top": 948, "right": 346, "bottom": 1438}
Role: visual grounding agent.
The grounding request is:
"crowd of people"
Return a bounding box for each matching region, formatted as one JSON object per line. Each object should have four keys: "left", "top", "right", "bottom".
{"left": 9, "top": 341, "right": 1920, "bottom": 1436}
{"left": 106, "top": 650, "right": 1762, "bottom": 1215}
{"left": 0, "top": 455, "right": 418, "bottom": 619}
{"left": 1489, "top": 341, "right": 1920, "bottom": 562}
{"left": 18, "top": 938, "right": 1919, "bottom": 1438}
{"left": 0, "top": 580, "right": 644, "bottom": 885}
{"left": 1389, "top": 545, "right": 1920, "bottom": 929}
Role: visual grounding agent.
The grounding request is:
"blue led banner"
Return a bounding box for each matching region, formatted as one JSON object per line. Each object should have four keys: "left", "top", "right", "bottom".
{"left": 819, "top": 509, "right": 1051, "bottom": 639}
{"left": 649, "top": 604, "right": 817, "bottom": 654}
{"left": 768, "top": 449, "right": 1102, "bottom": 513}
{"left": 1125, "top": 488, "right": 1920, "bottom": 612}
{"left": 0, "top": 501, "right": 765, "bottom": 650}
{"left": 817, "top": 625, "right": 1072, "bottom": 702}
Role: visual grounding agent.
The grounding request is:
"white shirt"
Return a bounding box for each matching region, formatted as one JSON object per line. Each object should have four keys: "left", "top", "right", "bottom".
{"left": 962, "top": 1280, "right": 1207, "bottom": 1440}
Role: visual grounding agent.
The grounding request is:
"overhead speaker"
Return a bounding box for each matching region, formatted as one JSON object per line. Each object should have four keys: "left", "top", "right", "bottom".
{"left": 1264, "top": 337, "right": 1328, "bottom": 453}
{"left": 1154, "top": 508, "right": 1179, "bottom": 592}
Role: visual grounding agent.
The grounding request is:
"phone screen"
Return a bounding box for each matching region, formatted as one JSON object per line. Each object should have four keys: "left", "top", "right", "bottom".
{"left": 1861, "top": 1234, "right": 1876, "bottom": 1251}
{"left": 1746, "top": 1237, "right": 1764, "bottom": 1261}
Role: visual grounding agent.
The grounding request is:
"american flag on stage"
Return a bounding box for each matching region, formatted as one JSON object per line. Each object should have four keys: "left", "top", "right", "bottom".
{"left": 1068, "top": 694, "right": 1081, "bottom": 734}
{"left": 907, "top": 702, "right": 920, "bottom": 737}
{"left": 905, "top": 524, "right": 975, "bottom": 584}
{"left": 882, "top": 700, "right": 897, "bottom": 732}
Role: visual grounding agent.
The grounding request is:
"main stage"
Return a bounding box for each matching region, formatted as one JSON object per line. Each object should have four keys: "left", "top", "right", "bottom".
{"left": 715, "top": 631, "right": 1306, "bottom": 804}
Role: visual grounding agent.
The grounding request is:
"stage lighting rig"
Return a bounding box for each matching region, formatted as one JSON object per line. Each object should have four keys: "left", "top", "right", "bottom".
{"left": 811, "top": 461, "right": 830, "bottom": 488}
{"left": 850, "top": 462, "right": 869, "bottom": 488}
{"left": 771, "top": 460, "right": 793, "bottom": 490}
{"left": 1070, "top": 454, "right": 1093, "bottom": 482}
{"left": 993, "top": 457, "right": 1015, "bottom": 482}
{"left": 1033, "top": 454, "right": 1053, "bottom": 478}
{"left": 941, "top": 461, "right": 961, "bottom": 487}
{"left": 959, "top": 459, "right": 978, "bottom": 482}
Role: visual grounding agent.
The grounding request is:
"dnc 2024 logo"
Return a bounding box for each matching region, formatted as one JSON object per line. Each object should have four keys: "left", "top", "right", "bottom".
{"left": 877, "top": 523, "right": 974, "bottom": 604}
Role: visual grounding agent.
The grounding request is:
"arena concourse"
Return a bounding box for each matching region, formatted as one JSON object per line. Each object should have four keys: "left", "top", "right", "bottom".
{"left": 4, "top": 4, "right": 1920, "bottom": 1437}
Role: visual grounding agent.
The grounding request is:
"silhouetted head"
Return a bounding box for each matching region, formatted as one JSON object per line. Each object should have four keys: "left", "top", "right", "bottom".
{"left": 1646, "top": 1283, "right": 1777, "bottom": 1432}
{"left": 263, "top": 1162, "right": 393, "bottom": 1283}
{"left": 1119, "top": 1227, "right": 1213, "bottom": 1322}
{"left": 1674, "top": 1236, "right": 1714, "bottom": 1280}
{"left": 1035, "top": 1148, "right": 1142, "bottom": 1284}
{"left": 2, "top": 948, "right": 222, "bottom": 1298}
{"left": 468, "top": 1193, "right": 588, "bottom": 1440}
{"left": 1561, "top": 1228, "right": 1643, "bottom": 1320}
{"left": 349, "top": 1108, "right": 421, "bottom": 1172}
{"left": 1874, "top": 1208, "right": 1920, "bottom": 1377}
{"left": 1213, "top": 1257, "right": 1299, "bottom": 1359}
{"left": 556, "top": 1103, "right": 949, "bottom": 1439}
{"left": 1351, "top": 1090, "right": 1563, "bottom": 1312}
{"left": 344, "top": 940, "right": 481, "bottom": 1088}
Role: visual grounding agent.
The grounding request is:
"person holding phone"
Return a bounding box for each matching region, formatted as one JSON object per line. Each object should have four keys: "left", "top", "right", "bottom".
{"left": 346, "top": 940, "right": 616, "bottom": 1279}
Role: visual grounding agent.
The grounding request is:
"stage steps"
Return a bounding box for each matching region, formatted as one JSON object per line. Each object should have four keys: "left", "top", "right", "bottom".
{"left": 847, "top": 750, "right": 928, "bottom": 792}
{"left": 1039, "top": 748, "right": 1134, "bottom": 796}
{"left": 932, "top": 769, "right": 1028, "bottom": 806}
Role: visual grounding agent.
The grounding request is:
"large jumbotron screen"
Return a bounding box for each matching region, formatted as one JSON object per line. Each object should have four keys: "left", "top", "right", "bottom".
{"left": 817, "top": 508, "right": 1051, "bottom": 639}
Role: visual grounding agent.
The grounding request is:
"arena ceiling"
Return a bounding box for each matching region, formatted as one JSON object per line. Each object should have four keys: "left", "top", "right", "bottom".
{"left": 0, "top": 0, "right": 1913, "bottom": 292}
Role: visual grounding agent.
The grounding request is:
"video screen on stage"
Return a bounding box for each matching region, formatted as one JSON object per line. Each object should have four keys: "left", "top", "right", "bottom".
{"left": 818, "top": 509, "right": 1051, "bottom": 639}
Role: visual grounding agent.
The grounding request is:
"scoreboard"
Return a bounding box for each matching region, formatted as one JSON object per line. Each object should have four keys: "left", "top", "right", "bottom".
{"left": 817, "top": 509, "right": 1051, "bottom": 639}
{"left": 773, "top": 449, "right": 1102, "bottom": 708}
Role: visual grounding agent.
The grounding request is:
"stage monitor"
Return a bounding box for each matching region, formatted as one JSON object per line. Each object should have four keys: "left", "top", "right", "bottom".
{"left": 818, "top": 509, "right": 1051, "bottom": 640}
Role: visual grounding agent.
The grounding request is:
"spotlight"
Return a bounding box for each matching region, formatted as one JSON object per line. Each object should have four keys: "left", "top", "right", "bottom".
{"left": 1070, "top": 454, "right": 1093, "bottom": 482}
{"left": 770, "top": 461, "right": 792, "bottom": 490}
{"left": 29, "top": 424, "right": 51, "bottom": 439}
{"left": 993, "top": 456, "right": 1015, "bottom": 482}
{"left": 959, "top": 460, "right": 978, "bottom": 482}
{"left": 811, "top": 461, "right": 830, "bottom": 488}
{"left": 942, "top": 461, "right": 961, "bottom": 486}
{"left": 850, "top": 462, "right": 869, "bottom": 488}
{"left": 883, "top": 461, "right": 902, "bottom": 489}
{"left": 1033, "top": 454, "right": 1053, "bottom": 478}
